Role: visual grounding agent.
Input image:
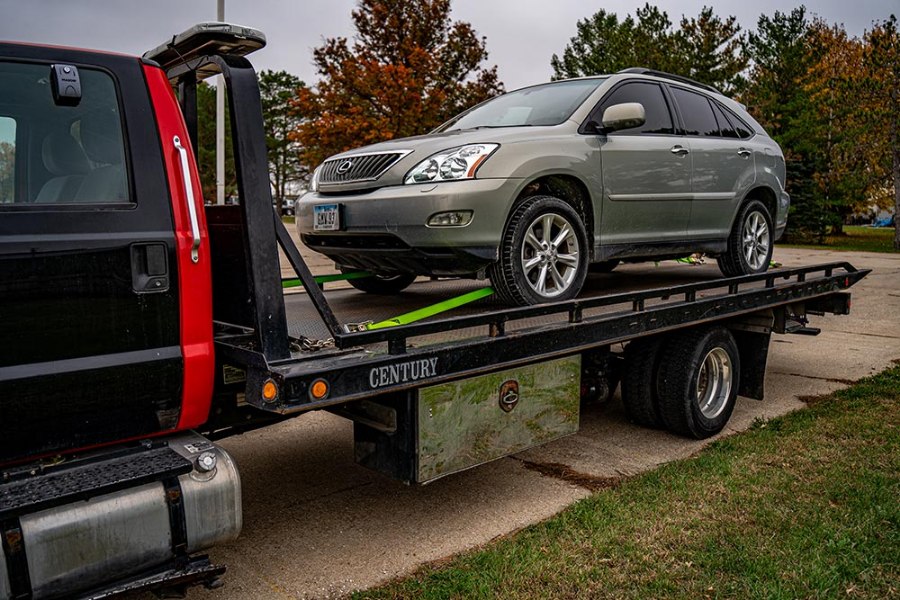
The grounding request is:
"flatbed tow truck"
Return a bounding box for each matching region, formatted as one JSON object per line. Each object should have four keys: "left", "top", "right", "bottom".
{"left": 0, "top": 23, "right": 868, "bottom": 599}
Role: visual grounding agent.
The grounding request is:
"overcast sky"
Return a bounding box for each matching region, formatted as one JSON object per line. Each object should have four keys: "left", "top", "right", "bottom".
{"left": 1, "top": 0, "right": 897, "bottom": 91}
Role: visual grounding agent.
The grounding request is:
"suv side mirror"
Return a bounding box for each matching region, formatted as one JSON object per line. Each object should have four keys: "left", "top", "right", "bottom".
{"left": 600, "top": 102, "right": 645, "bottom": 133}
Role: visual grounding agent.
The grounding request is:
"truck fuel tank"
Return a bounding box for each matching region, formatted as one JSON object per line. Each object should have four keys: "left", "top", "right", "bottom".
{"left": 0, "top": 432, "right": 241, "bottom": 600}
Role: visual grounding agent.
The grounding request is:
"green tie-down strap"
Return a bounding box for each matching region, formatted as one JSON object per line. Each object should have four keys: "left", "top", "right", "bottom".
{"left": 282, "top": 271, "right": 372, "bottom": 289}
{"left": 365, "top": 287, "right": 496, "bottom": 330}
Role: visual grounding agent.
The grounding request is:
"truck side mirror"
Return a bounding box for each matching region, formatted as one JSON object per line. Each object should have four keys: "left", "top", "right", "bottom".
{"left": 600, "top": 102, "right": 645, "bottom": 133}
{"left": 50, "top": 64, "right": 81, "bottom": 107}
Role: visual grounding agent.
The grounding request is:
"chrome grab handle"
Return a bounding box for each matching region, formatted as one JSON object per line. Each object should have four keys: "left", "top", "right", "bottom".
{"left": 670, "top": 145, "right": 690, "bottom": 155}
{"left": 173, "top": 135, "right": 201, "bottom": 264}
{"left": 738, "top": 147, "right": 752, "bottom": 157}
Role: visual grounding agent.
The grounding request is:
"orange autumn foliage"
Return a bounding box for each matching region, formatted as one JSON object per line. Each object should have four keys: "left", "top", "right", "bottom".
{"left": 291, "top": 0, "right": 503, "bottom": 168}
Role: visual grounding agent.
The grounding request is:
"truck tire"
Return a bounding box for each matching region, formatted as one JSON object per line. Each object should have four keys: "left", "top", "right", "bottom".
{"left": 621, "top": 336, "right": 666, "bottom": 428}
{"left": 346, "top": 271, "right": 416, "bottom": 294}
{"left": 490, "top": 196, "right": 588, "bottom": 306}
{"left": 657, "top": 326, "right": 741, "bottom": 439}
{"left": 717, "top": 200, "right": 774, "bottom": 277}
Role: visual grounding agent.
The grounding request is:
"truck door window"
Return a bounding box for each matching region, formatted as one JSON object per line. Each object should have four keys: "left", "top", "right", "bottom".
{"left": 0, "top": 116, "right": 14, "bottom": 204}
{"left": 0, "top": 61, "right": 130, "bottom": 205}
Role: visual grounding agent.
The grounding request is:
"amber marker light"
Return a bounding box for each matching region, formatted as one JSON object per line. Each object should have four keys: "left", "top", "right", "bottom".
{"left": 310, "top": 379, "right": 329, "bottom": 401}
{"left": 466, "top": 154, "right": 489, "bottom": 177}
{"left": 262, "top": 379, "right": 278, "bottom": 403}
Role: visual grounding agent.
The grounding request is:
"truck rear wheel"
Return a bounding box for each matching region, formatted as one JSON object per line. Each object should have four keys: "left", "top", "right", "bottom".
{"left": 621, "top": 336, "right": 666, "bottom": 428}
{"left": 657, "top": 326, "right": 740, "bottom": 439}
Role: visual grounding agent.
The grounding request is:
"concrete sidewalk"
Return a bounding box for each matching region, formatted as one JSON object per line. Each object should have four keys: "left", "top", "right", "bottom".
{"left": 194, "top": 247, "right": 899, "bottom": 599}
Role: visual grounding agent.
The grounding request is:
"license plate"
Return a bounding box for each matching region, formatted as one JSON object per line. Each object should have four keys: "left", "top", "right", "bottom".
{"left": 313, "top": 204, "right": 340, "bottom": 231}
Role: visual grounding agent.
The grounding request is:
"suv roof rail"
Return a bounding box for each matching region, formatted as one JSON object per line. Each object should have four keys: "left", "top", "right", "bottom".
{"left": 617, "top": 67, "right": 722, "bottom": 95}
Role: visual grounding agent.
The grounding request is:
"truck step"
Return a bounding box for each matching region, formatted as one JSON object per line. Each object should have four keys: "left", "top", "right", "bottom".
{"left": 78, "top": 554, "right": 226, "bottom": 600}
{"left": 0, "top": 445, "right": 193, "bottom": 520}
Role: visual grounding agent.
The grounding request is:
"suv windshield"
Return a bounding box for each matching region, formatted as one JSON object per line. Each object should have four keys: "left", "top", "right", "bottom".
{"left": 437, "top": 78, "right": 606, "bottom": 132}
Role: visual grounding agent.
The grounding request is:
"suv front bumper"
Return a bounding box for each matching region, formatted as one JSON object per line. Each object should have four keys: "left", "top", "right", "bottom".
{"left": 297, "top": 178, "right": 522, "bottom": 276}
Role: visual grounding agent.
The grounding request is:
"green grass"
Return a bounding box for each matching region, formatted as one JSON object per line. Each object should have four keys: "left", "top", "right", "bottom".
{"left": 779, "top": 225, "right": 897, "bottom": 253}
{"left": 357, "top": 366, "right": 900, "bottom": 599}
{"left": 281, "top": 215, "right": 296, "bottom": 225}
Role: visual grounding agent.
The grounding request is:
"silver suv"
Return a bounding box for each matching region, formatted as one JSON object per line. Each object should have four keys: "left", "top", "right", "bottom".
{"left": 298, "top": 68, "right": 789, "bottom": 305}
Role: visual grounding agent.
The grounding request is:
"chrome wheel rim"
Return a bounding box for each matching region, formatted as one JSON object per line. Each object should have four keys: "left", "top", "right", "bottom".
{"left": 696, "top": 347, "right": 733, "bottom": 419}
{"left": 520, "top": 212, "right": 580, "bottom": 298}
{"left": 742, "top": 210, "right": 770, "bottom": 271}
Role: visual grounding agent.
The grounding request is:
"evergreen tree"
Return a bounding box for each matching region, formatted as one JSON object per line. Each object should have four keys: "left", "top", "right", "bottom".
{"left": 550, "top": 4, "right": 746, "bottom": 93}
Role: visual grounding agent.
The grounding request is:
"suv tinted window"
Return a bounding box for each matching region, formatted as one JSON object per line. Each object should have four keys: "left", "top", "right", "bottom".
{"left": 710, "top": 102, "right": 738, "bottom": 138}
{"left": 0, "top": 61, "right": 130, "bottom": 205}
{"left": 671, "top": 87, "right": 719, "bottom": 137}
{"left": 722, "top": 105, "right": 754, "bottom": 139}
{"left": 597, "top": 82, "right": 674, "bottom": 135}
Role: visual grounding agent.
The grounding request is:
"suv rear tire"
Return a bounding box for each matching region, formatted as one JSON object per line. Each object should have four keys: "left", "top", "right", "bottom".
{"left": 345, "top": 271, "right": 416, "bottom": 295}
{"left": 490, "top": 196, "right": 589, "bottom": 306}
{"left": 717, "top": 200, "right": 774, "bottom": 277}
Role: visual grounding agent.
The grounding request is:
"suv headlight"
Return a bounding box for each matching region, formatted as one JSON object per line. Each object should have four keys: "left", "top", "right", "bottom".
{"left": 404, "top": 144, "right": 499, "bottom": 184}
{"left": 308, "top": 165, "right": 322, "bottom": 193}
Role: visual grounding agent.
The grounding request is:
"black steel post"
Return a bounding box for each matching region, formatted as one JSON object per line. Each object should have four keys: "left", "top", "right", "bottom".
{"left": 207, "top": 54, "right": 290, "bottom": 361}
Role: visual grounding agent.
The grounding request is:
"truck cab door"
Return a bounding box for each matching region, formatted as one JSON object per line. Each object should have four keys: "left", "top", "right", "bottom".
{"left": 0, "top": 47, "right": 212, "bottom": 462}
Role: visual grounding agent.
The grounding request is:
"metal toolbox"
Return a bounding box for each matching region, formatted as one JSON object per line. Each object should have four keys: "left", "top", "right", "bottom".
{"left": 354, "top": 356, "right": 580, "bottom": 484}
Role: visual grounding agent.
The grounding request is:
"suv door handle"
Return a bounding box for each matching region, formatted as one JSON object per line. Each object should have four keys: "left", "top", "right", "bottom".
{"left": 670, "top": 145, "right": 690, "bottom": 156}
{"left": 737, "top": 148, "right": 752, "bottom": 157}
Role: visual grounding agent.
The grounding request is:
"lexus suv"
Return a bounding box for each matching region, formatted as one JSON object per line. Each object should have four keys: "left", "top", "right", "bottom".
{"left": 297, "top": 68, "right": 789, "bottom": 305}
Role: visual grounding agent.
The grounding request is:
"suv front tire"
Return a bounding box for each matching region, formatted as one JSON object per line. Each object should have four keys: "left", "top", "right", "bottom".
{"left": 490, "top": 196, "right": 589, "bottom": 306}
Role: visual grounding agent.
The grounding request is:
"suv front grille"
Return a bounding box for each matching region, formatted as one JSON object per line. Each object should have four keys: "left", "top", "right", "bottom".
{"left": 319, "top": 151, "right": 409, "bottom": 185}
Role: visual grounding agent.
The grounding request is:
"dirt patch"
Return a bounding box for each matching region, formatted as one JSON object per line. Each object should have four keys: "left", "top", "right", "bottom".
{"left": 515, "top": 458, "right": 622, "bottom": 492}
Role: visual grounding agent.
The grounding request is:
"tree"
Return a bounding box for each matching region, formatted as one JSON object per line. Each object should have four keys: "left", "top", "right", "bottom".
{"left": 674, "top": 7, "right": 747, "bottom": 92}
{"left": 550, "top": 4, "right": 746, "bottom": 93}
{"left": 549, "top": 9, "right": 638, "bottom": 80}
{"left": 259, "top": 70, "right": 306, "bottom": 215}
{"left": 744, "top": 7, "right": 811, "bottom": 141}
{"left": 861, "top": 15, "right": 900, "bottom": 249}
{"left": 195, "top": 81, "right": 237, "bottom": 201}
{"left": 0, "top": 142, "right": 13, "bottom": 204}
{"left": 743, "top": 7, "right": 826, "bottom": 241}
{"left": 801, "top": 21, "right": 870, "bottom": 235}
{"left": 292, "top": 0, "right": 503, "bottom": 168}
{"left": 745, "top": 10, "right": 898, "bottom": 242}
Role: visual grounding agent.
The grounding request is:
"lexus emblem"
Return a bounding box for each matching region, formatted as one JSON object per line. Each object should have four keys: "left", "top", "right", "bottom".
{"left": 336, "top": 159, "right": 354, "bottom": 175}
{"left": 499, "top": 380, "right": 519, "bottom": 412}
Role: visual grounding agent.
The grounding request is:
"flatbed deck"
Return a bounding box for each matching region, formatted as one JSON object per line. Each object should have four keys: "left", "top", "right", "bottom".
{"left": 214, "top": 257, "right": 868, "bottom": 417}
{"left": 281, "top": 261, "right": 730, "bottom": 343}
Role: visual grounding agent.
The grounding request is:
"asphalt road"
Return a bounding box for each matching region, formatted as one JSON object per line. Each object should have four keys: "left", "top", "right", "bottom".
{"left": 187, "top": 245, "right": 899, "bottom": 599}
